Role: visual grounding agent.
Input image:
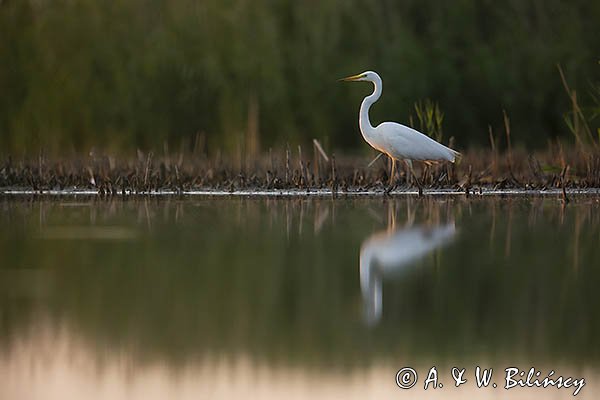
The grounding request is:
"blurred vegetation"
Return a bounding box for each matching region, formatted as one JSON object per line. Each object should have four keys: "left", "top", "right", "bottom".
{"left": 410, "top": 99, "right": 444, "bottom": 143}
{"left": 559, "top": 64, "right": 600, "bottom": 149}
{"left": 1, "top": 0, "right": 600, "bottom": 155}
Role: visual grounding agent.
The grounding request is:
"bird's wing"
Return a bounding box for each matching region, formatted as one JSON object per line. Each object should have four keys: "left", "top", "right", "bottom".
{"left": 376, "top": 122, "right": 458, "bottom": 162}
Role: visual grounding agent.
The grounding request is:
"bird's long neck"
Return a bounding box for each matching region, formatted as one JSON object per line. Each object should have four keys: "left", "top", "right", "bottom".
{"left": 359, "top": 76, "right": 382, "bottom": 140}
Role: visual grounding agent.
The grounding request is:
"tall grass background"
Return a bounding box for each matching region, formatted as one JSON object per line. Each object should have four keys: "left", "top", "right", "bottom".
{"left": 1, "top": 0, "right": 599, "bottom": 155}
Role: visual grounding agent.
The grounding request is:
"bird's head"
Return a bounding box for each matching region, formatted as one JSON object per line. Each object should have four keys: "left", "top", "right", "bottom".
{"left": 339, "top": 70, "right": 379, "bottom": 83}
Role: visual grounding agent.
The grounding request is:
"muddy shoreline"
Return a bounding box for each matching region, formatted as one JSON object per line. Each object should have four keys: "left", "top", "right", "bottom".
{"left": 1, "top": 147, "right": 599, "bottom": 196}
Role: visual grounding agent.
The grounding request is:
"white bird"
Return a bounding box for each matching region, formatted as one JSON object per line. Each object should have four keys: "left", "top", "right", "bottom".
{"left": 340, "top": 71, "right": 460, "bottom": 194}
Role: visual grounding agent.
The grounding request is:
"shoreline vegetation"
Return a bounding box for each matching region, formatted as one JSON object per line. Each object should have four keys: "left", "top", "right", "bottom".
{"left": 1, "top": 142, "right": 599, "bottom": 195}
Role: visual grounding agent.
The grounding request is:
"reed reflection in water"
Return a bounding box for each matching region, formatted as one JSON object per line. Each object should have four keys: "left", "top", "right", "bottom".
{"left": 0, "top": 196, "right": 599, "bottom": 399}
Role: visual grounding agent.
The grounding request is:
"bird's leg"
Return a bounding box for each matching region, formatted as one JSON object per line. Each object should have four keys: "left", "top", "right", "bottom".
{"left": 404, "top": 160, "right": 413, "bottom": 186}
{"left": 406, "top": 160, "right": 423, "bottom": 196}
{"left": 385, "top": 157, "right": 396, "bottom": 194}
{"left": 389, "top": 157, "right": 396, "bottom": 186}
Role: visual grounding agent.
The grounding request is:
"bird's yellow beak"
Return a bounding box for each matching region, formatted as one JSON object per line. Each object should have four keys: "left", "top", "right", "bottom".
{"left": 338, "top": 73, "right": 364, "bottom": 82}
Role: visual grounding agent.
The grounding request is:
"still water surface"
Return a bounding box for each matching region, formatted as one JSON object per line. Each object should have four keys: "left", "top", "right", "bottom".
{"left": 1, "top": 196, "right": 599, "bottom": 399}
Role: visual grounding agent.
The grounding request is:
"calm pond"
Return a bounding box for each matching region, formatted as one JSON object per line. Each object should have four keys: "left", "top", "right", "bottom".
{"left": 1, "top": 195, "right": 599, "bottom": 399}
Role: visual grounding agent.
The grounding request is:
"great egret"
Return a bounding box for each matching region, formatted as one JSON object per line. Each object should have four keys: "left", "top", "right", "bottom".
{"left": 340, "top": 71, "right": 460, "bottom": 194}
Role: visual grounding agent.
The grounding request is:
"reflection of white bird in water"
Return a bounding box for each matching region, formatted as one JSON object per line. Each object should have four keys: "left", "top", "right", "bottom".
{"left": 360, "top": 223, "right": 456, "bottom": 326}
{"left": 340, "top": 71, "right": 460, "bottom": 194}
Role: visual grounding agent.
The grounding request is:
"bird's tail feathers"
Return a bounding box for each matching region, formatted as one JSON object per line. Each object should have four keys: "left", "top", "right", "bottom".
{"left": 450, "top": 149, "right": 462, "bottom": 164}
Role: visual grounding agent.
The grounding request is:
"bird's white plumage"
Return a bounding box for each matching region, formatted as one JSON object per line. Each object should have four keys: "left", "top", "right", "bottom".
{"left": 341, "top": 70, "right": 459, "bottom": 163}
{"left": 374, "top": 122, "right": 458, "bottom": 162}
